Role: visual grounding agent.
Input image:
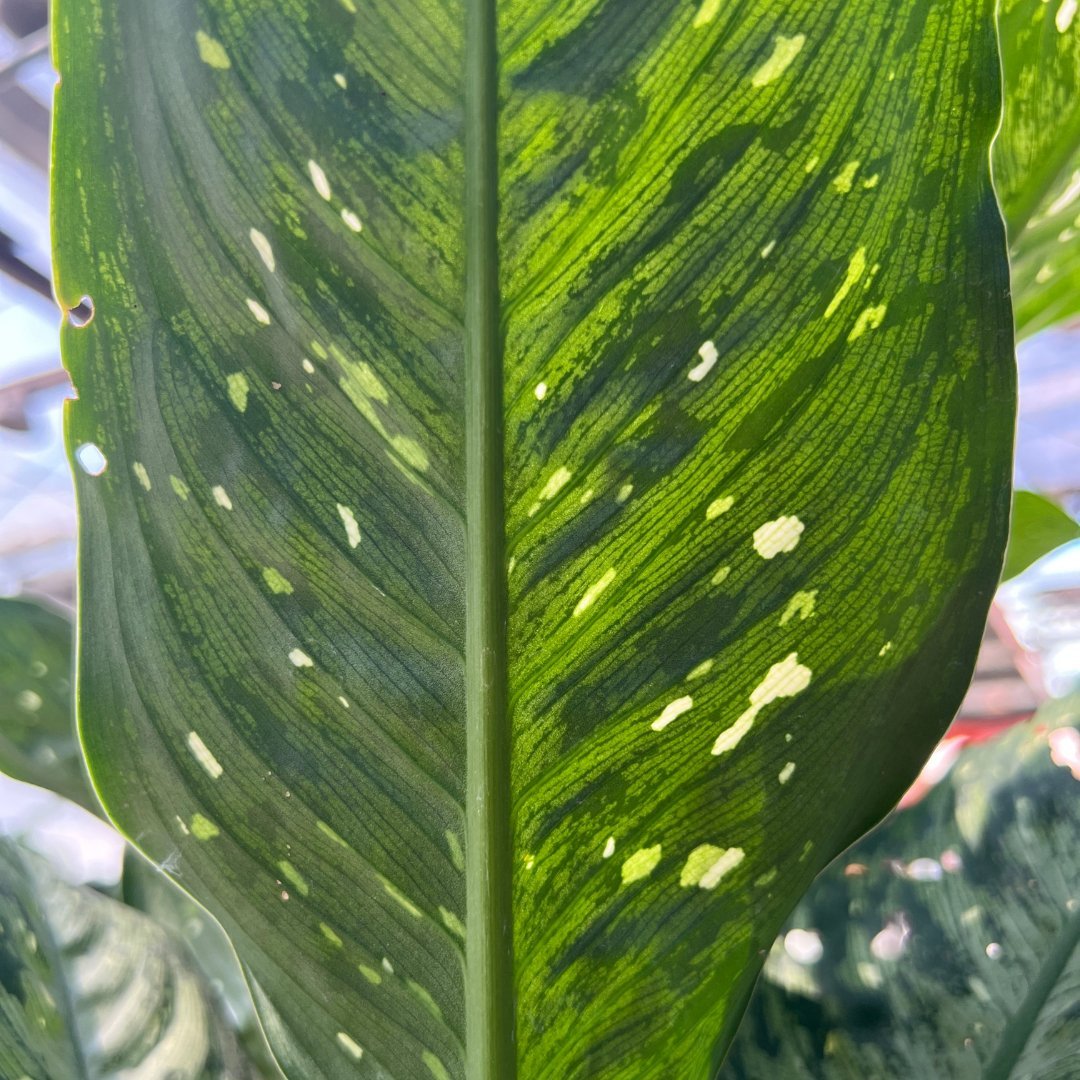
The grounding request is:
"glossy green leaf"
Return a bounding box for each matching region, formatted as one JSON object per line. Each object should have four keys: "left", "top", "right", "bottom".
{"left": 0, "top": 837, "right": 257, "bottom": 1078}
{"left": 0, "top": 598, "right": 95, "bottom": 811}
{"left": 54, "top": 1, "right": 1014, "bottom": 1077}
{"left": 723, "top": 698, "right": 1080, "bottom": 1078}
{"left": 1002, "top": 490, "right": 1080, "bottom": 581}
{"left": 996, "top": 0, "right": 1080, "bottom": 337}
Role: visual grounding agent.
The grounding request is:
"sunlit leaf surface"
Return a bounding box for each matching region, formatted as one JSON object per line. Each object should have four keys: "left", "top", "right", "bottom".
{"left": 724, "top": 698, "right": 1080, "bottom": 1079}
{"left": 54, "top": 1, "right": 1013, "bottom": 1076}
{"left": 996, "top": 0, "right": 1080, "bottom": 337}
{"left": 0, "top": 838, "right": 256, "bottom": 1079}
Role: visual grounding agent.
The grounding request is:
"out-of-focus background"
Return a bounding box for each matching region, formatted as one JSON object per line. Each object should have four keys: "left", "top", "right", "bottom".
{"left": 1, "top": 0, "right": 1079, "bottom": 885}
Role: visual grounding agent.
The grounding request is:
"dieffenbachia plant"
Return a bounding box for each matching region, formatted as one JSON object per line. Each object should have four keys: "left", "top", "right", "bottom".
{"left": 52, "top": 1, "right": 1014, "bottom": 1077}
{"left": 722, "top": 699, "right": 1080, "bottom": 1079}
{"left": 0, "top": 838, "right": 257, "bottom": 1079}
{"left": 996, "top": 0, "right": 1080, "bottom": 337}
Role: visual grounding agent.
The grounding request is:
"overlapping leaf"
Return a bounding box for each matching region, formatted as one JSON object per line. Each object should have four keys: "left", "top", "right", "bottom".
{"left": 0, "top": 598, "right": 93, "bottom": 810}
{"left": 1002, "top": 490, "right": 1080, "bottom": 581}
{"left": 54, "top": 1, "right": 1013, "bottom": 1076}
{"left": 0, "top": 837, "right": 256, "bottom": 1078}
{"left": 996, "top": 0, "right": 1080, "bottom": 336}
{"left": 723, "top": 699, "right": 1080, "bottom": 1079}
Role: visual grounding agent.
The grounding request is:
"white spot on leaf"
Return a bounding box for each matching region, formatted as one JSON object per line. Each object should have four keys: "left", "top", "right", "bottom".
{"left": 712, "top": 653, "right": 811, "bottom": 755}
{"left": 336, "top": 1032, "right": 363, "bottom": 1060}
{"left": 574, "top": 568, "right": 616, "bottom": 617}
{"left": 249, "top": 228, "right": 275, "bottom": 272}
{"left": 245, "top": 299, "right": 271, "bottom": 325}
{"left": 688, "top": 340, "right": 718, "bottom": 381}
{"left": 680, "top": 845, "right": 745, "bottom": 889}
{"left": 753, "top": 515, "right": 804, "bottom": 558}
{"left": 289, "top": 649, "right": 314, "bottom": 668}
{"left": 337, "top": 504, "right": 362, "bottom": 548}
{"left": 187, "top": 731, "right": 223, "bottom": 779}
{"left": 652, "top": 695, "right": 693, "bottom": 732}
{"left": 308, "top": 159, "right": 332, "bottom": 201}
{"left": 1057, "top": 0, "right": 1077, "bottom": 33}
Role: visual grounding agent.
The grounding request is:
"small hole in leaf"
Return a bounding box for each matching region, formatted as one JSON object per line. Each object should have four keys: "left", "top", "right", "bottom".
{"left": 75, "top": 443, "right": 107, "bottom": 475}
{"left": 68, "top": 296, "right": 94, "bottom": 327}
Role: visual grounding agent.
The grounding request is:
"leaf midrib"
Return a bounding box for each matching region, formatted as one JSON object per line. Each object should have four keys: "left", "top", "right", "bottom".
{"left": 463, "top": 0, "right": 515, "bottom": 1077}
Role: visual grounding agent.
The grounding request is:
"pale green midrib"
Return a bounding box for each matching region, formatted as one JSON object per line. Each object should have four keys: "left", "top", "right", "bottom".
{"left": 463, "top": 0, "right": 515, "bottom": 1077}
{"left": 982, "top": 900, "right": 1080, "bottom": 1080}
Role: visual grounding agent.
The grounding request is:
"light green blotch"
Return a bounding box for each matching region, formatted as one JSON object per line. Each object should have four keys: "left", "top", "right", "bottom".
{"left": 262, "top": 567, "right": 294, "bottom": 595}
{"left": 711, "top": 565, "right": 731, "bottom": 585}
{"left": 358, "top": 963, "right": 382, "bottom": 985}
{"left": 334, "top": 350, "right": 388, "bottom": 404}
{"left": 680, "top": 845, "right": 744, "bottom": 889}
{"left": 780, "top": 590, "right": 817, "bottom": 625}
{"left": 423, "top": 1052, "right": 451, "bottom": 1080}
{"left": 190, "top": 813, "right": 219, "bottom": 841}
{"left": 338, "top": 0, "right": 358, "bottom": 11}
{"left": 824, "top": 248, "right": 867, "bottom": 318}
{"left": 317, "top": 820, "right": 351, "bottom": 849}
{"left": 687, "top": 659, "right": 714, "bottom": 680}
{"left": 574, "top": 568, "right": 616, "bottom": 617}
{"left": 170, "top": 475, "right": 190, "bottom": 501}
{"left": 382, "top": 878, "right": 422, "bottom": 918}
{"left": 310, "top": 340, "right": 328, "bottom": 360}
{"left": 539, "top": 466, "right": 572, "bottom": 501}
{"left": 407, "top": 980, "right": 442, "bottom": 1020}
{"left": 132, "top": 462, "right": 151, "bottom": 491}
{"left": 445, "top": 830, "right": 465, "bottom": 872}
{"left": 319, "top": 923, "right": 343, "bottom": 948}
{"left": 278, "top": 860, "right": 310, "bottom": 897}
{"left": 195, "top": 30, "right": 230, "bottom": 70}
{"left": 755, "top": 868, "right": 778, "bottom": 887}
{"left": 439, "top": 906, "right": 465, "bottom": 939}
{"left": 706, "top": 495, "right": 734, "bottom": 520}
{"left": 391, "top": 435, "right": 429, "bottom": 472}
{"left": 621, "top": 844, "right": 662, "bottom": 885}
{"left": 848, "top": 303, "right": 888, "bottom": 341}
{"left": 832, "top": 160, "right": 861, "bottom": 194}
{"left": 226, "top": 372, "right": 249, "bottom": 412}
{"left": 751, "top": 33, "right": 806, "bottom": 87}
{"left": 692, "top": 0, "right": 722, "bottom": 27}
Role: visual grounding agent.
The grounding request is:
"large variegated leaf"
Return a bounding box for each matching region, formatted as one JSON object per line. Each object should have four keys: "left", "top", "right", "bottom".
{"left": 723, "top": 699, "right": 1080, "bottom": 1079}
{"left": 0, "top": 837, "right": 256, "bottom": 1078}
{"left": 54, "top": 1, "right": 1013, "bottom": 1077}
{"left": 996, "top": 0, "right": 1080, "bottom": 337}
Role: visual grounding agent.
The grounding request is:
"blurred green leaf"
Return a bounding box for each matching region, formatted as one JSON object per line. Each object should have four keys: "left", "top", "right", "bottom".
{"left": 0, "top": 598, "right": 95, "bottom": 811}
{"left": 121, "top": 849, "right": 284, "bottom": 1079}
{"left": 0, "top": 836, "right": 259, "bottom": 1079}
{"left": 996, "top": 0, "right": 1080, "bottom": 337}
{"left": 723, "top": 696, "right": 1080, "bottom": 1078}
{"left": 1002, "top": 490, "right": 1080, "bottom": 581}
